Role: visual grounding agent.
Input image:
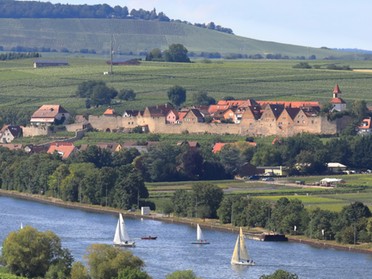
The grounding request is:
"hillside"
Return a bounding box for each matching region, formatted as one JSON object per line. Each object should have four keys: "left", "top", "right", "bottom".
{"left": 0, "top": 18, "right": 347, "bottom": 59}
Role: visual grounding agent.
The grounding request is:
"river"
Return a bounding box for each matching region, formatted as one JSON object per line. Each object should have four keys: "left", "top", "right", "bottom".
{"left": 0, "top": 196, "right": 371, "bottom": 279}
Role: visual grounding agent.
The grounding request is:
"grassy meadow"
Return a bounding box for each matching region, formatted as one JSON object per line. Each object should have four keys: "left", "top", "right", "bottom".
{"left": 2, "top": 57, "right": 372, "bottom": 117}
{"left": 147, "top": 175, "right": 372, "bottom": 213}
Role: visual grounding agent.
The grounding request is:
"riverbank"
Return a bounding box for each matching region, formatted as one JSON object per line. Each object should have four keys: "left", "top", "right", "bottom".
{"left": 1, "top": 189, "right": 372, "bottom": 255}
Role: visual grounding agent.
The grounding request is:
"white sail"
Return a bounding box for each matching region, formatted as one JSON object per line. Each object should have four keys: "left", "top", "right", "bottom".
{"left": 113, "top": 213, "right": 134, "bottom": 246}
{"left": 196, "top": 224, "right": 204, "bottom": 241}
{"left": 231, "top": 227, "right": 255, "bottom": 265}
{"left": 192, "top": 224, "right": 209, "bottom": 244}
{"left": 231, "top": 235, "right": 240, "bottom": 264}
{"left": 239, "top": 227, "right": 249, "bottom": 261}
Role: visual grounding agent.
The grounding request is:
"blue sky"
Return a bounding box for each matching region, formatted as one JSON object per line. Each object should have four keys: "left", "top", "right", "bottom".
{"left": 45, "top": 0, "right": 372, "bottom": 50}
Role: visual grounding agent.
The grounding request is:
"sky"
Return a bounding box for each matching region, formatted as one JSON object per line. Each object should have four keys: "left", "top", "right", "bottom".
{"left": 43, "top": 0, "right": 372, "bottom": 50}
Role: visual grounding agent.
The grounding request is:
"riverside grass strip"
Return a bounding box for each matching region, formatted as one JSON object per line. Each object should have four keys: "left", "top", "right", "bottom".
{"left": 2, "top": 58, "right": 372, "bottom": 114}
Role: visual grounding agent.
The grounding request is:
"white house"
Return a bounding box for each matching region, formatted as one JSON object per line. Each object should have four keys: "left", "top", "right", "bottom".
{"left": 30, "top": 105, "right": 70, "bottom": 126}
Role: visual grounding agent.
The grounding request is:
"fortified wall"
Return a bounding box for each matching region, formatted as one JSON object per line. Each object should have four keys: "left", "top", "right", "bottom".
{"left": 87, "top": 114, "right": 350, "bottom": 136}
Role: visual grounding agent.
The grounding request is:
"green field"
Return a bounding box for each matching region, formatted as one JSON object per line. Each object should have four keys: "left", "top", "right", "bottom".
{"left": 2, "top": 58, "right": 372, "bottom": 117}
{"left": 146, "top": 175, "right": 372, "bottom": 212}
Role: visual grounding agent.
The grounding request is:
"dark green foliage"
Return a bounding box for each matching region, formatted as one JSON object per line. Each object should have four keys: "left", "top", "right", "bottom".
{"left": 164, "top": 44, "right": 191, "bottom": 63}
{"left": 260, "top": 269, "right": 298, "bottom": 279}
{"left": 85, "top": 244, "right": 147, "bottom": 279}
{"left": 268, "top": 198, "right": 309, "bottom": 234}
{"left": 171, "top": 183, "right": 223, "bottom": 218}
{"left": 192, "top": 182, "right": 223, "bottom": 218}
{"left": 146, "top": 44, "right": 190, "bottom": 63}
{"left": 218, "top": 145, "right": 243, "bottom": 176}
{"left": 191, "top": 91, "right": 216, "bottom": 106}
{"left": 2, "top": 226, "right": 73, "bottom": 278}
{"left": 292, "top": 62, "right": 312, "bottom": 69}
{"left": 306, "top": 208, "right": 338, "bottom": 240}
{"left": 76, "top": 81, "right": 117, "bottom": 107}
{"left": 0, "top": 107, "right": 34, "bottom": 126}
{"left": 326, "top": 64, "right": 351, "bottom": 70}
{"left": 0, "top": 52, "right": 40, "bottom": 61}
{"left": 167, "top": 85, "right": 186, "bottom": 107}
{"left": 117, "top": 267, "right": 152, "bottom": 279}
{"left": 118, "top": 89, "right": 136, "bottom": 101}
{"left": 145, "top": 48, "right": 163, "bottom": 61}
{"left": 166, "top": 270, "right": 201, "bottom": 279}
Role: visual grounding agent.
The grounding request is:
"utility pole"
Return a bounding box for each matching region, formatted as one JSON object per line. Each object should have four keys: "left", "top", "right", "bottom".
{"left": 109, "top": 34, "right": 113, "bottom": 75}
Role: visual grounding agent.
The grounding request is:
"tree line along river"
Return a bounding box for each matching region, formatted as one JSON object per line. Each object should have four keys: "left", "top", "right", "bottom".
{"left": 1, "top": 196, "right": 372, "bottom": 279}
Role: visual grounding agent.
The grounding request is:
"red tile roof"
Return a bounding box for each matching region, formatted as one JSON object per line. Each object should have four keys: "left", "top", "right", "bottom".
{"left": 31, "top": 105, "right": 68, "bottom": 119}
{"left": 257, "top": 100, "right": 320, "bottom": 108}
{"left": 212, "top": 142, "right": 226, "bottom": 153}
{"left": 103, "top": 108, "right": 116, "bottom": 115}
{"left": 47, "top": 142, "right": 76, "bottom": 159}
{"left": 333, "top": 84, "right": 341, "bottom": 94}
{"left": 330, "top": 97, "right": 346, "bottom": 104}
{"left": 359, "top": 118, "right": 372, "bottom": 129}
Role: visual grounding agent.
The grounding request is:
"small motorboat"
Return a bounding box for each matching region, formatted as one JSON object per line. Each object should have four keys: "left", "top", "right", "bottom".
{"left": 141, "top": 236, "right": 157, "bottom": 240}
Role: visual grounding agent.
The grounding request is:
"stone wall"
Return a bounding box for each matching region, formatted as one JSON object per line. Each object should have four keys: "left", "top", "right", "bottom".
{"left": 23, "top": 126, "right": 50, "bottom": 137}
{"left": 87, "top": 113, "right": 348, "bottom": 137}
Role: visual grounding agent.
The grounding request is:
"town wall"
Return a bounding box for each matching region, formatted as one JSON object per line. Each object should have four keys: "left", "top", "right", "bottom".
{"left": 87, "top": 114, "right": 346, "bottom": 137}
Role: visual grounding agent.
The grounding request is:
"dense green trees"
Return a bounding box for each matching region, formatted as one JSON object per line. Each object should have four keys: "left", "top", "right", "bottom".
{"left": 166, "top": 270, "right": 201, "bottom": 279}
{"left": 146, "top": 44, "right": 190, "bottom": 63}
{"left": 268, "top": 198, "right": 309, "bottom": 234}
{"left": 191, "top": 91, "right": 216, "bottom": 106}
{"left": 85, "top": 244, "right": 148, "bottom": 279}
{"left": 76, "top": 81, "right": 118, "bottom": 108}
{"left": 171, "top": 183, "right": 223, "bottom": 218}
{"left": 164, "top": 44, "right": 191, "bottom": 63}
{"left": 2, "top": 226, "right": 73, "bottom": 278}
{"left": 167, "top": 85, "right": 187, "bottom": 107}
{"left": 118, "top": 89, "right": 136, "bottom": 101}
{"left": 260, "top": 269, "right": 298, "bottom": 279}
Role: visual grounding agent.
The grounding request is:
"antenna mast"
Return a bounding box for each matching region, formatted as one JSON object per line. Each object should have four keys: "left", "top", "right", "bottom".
{"left": 110, "top": 34, "right": 113, "bottom": 75}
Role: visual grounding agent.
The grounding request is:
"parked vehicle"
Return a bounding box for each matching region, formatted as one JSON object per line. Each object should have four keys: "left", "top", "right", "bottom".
{"left": 262, "top": 177, "right": 274, "bottom": 181}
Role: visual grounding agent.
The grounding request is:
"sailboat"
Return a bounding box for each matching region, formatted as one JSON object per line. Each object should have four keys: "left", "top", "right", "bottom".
{"left": 113, "top": 213, "right": 135, "bottom": 247}
{"left": 231, "top": 227, "right": 255, "bottom": 266}
{"left": 191, "top": 224, "right": 210, "bottom": 244}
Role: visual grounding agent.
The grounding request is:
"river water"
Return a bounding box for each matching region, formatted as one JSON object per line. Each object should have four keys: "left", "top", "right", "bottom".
{"left": 0, "top": 196, "right": 371, "bottom": 279}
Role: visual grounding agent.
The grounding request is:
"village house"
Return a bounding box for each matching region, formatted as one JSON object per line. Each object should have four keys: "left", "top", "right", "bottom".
{"left": 30, "top": 104, "right": 70, "bottom": 126}
{"left": 96, "top": 142, "right": 122, "bottom": 152}
{"left": 357, "top": 117, "right": 372, "bottom": 135}
{"left": 182, "top": 109, "right": 205, "bottom": 123}
{"left": 0, "top": 125, "right": 23, "bottom": 143}
{"left": 47, "top": 142, "right": 77, "bottom": 160}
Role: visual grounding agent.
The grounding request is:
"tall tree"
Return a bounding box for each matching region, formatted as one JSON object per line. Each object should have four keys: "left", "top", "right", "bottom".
{"left": 191, "top": 90, "right": 216, "bottom": 106}
{"left": 191, "top": 182, "right": 224, "bottom": 218}
{"left": 167, "top": 85, "right": 186, "bottom": 107}
{"left": 2, "top": 226, "right": 73, "bottom": 278}
{"left": 163, "top": 44, "right": 190, "bottom": 62}
{"left": 85, "top": 244, "right": 146, "bottom": 279}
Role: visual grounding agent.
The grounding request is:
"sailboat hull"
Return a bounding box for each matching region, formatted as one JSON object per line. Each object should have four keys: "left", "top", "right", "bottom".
{"left": 114, "top": 241, "right": 136, "bottom": 247}
{"left": 231, "top": 260, "right": 255, "bottom": 266}
{"left": 191, "top": 240, "right": 210, "bottom": 244}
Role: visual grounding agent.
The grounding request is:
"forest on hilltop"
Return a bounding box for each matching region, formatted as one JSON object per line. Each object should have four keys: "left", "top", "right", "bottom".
{"left": 0, "top": 0, "right": 233, "bottom": 34}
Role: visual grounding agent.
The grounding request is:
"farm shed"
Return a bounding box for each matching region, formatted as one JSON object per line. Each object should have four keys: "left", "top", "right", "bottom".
{"left": 33, "top": 60, "right": 69, "bottom": 68}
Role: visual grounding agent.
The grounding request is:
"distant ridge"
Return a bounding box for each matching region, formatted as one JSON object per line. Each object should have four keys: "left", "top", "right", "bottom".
{"left": 0, "top": 1, "right": 366, "bottom": 59}
{"left": 333, "top": 48, "right": 372, "bottom": 54}
{"left": 0, "top": 18, "right": 353, "bottom": 59}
